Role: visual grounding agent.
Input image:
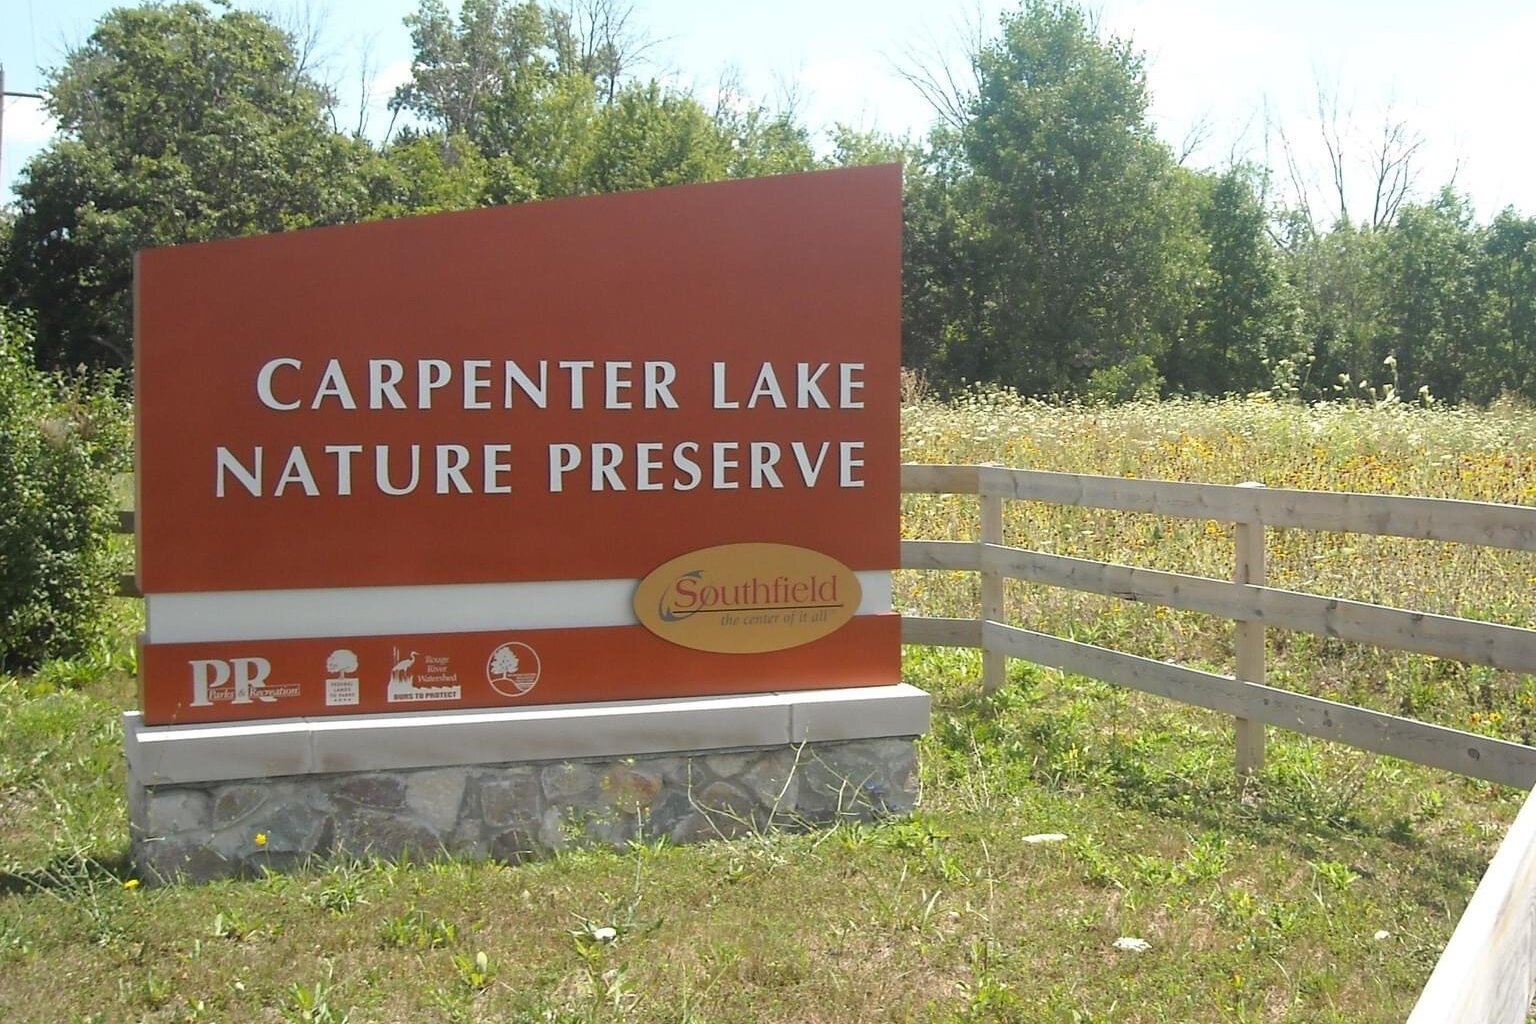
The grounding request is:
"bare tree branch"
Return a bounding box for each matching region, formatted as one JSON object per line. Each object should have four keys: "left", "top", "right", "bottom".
{"left": 1271, "top": 109, "right": 1315, "bottom": 242}
{"left": 892, "top": 2, "right": 986, "bottom": 133}
{"left": 711, "top": 65, "right": 744, "bottom": 123}
{"left": 555, "top": 0, "right": 660, "bottom": 104}
{"left": 1177, "top": 112, "right": 1211, "bottom": 165}
{"left": 1314, "top": 75, "right": 1349, "bottom": 226}
{"left": 267, "top": 0, "right": 338, "bottom": 105}
{"left": 1367, "top": 109, "right": 1423, "bottom": 229}
{"left": 770, "top": 70, "right": 805, "bottom": 122}
{"left": 352, "top": 33, "right": 377, "bottom": 138}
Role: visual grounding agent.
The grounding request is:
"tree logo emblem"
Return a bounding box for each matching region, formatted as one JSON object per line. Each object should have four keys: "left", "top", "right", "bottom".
{"left": 486, "top": 641, "right": 541, "bottom": 698}
{"left": 324, "top": 648, "right": 360, "bottom": 706}
{"left": 325, "top": 649, "right": 358, "bottom": 682}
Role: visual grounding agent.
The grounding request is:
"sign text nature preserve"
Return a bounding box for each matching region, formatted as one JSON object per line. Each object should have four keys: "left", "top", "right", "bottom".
{"left": 135, "top": 165, "right": 902, "bottom": 725}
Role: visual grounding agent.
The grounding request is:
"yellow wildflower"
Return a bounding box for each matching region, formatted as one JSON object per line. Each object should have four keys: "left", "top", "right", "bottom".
{"left": 255, "top": 832, "right": 268, "bottom": 847}
{"left": 122, "top": 879, "right": 140, "bottom": 891}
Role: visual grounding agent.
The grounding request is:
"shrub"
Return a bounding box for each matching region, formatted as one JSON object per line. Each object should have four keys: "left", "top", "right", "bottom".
{"left": 1082, "top": 354, "right": 1163, "bottom": 405}
{"left": 0, "top": 309, "right": 132, "bottom": 670}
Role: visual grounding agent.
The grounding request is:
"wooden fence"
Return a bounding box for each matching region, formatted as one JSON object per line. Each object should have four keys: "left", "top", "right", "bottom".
{"left": 898, "top": 462, "right": 1536, "bottom": 1024}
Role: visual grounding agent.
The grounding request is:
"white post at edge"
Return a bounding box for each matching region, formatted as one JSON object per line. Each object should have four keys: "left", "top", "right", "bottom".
{"left": 1408, "top": 783, "right": 1536, "bottom": 1024}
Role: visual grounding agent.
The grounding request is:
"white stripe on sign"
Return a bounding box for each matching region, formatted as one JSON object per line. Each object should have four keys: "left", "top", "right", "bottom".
{"left": 144, "top": 573, "right": 895, "bottom": 644}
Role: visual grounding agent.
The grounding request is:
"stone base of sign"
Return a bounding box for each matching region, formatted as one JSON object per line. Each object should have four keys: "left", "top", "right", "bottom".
{"left": 123, "top": 684, "right": 928, "bottom": 883}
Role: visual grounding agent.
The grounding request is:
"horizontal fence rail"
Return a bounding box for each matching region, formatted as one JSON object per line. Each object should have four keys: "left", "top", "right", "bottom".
{"left": 903, "top": 536, "right": 1536, "bottom": 676}
{"left": 903, "top": 464, "right": 1536, "bottom": 551}
{"left": 987, "top": 544, "right": 1536, "bottom": 675}
{"left": 901, "top": 463, "right": 981, "bottom": 494}
{"left": 984, "top": 621, "right": 1536, "bottom": 789}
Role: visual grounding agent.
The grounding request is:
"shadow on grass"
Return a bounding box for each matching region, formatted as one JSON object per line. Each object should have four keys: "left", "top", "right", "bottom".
{"left": 0, "top": 849, "right": 132, "bottom": 896}
{"left": 926, "top": 676, "right": 1501, "bottom": 891}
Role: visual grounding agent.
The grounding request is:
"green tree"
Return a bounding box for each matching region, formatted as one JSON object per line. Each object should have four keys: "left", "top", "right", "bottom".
{"left": 392, "top": 0, "right": 817, "bottom": 202}
{"left": 902, "top": 129, "right": 992, "bottom": 381}
{"left": 0, "top": 2, "right": 373, "bottom": 369}
{"left": 1164, "top": 165, "right": 1298, "bottom": 396}
{"left": 1377, "top": 189, "right": 1482, "bottom": 403}
{"left": 0, "top": 308, "right": 132, "bottom": 669}
{"left": 710, "top": 92, "right": 816, "bottom": 180}
{"left": 1285, "top": 223, "right": 1390, "bottom": 400}
{"left": 392, "top": 0, "right": 562, "bottom": 156}
{"left": 822, "top": 125, "right": 915, "bottom": 170}
{"left": 366, "top": 131, "right": 493, "bottom": 217}
{"left": 1475, "top": 208, "right": 1536, "bottom": 402}
{"left": 582, "top": 82, "right": 722, "bottom": 191}
{"left": 905, "top": 1, "right": 1203, "bottom": 397}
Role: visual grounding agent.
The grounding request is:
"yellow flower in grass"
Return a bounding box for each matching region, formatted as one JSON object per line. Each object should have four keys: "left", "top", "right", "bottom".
{"left": 122, "top": 879, "right": 140, "bottom": 891}
{"left": 255, "top": 832, "right": 268, "bottom": 847}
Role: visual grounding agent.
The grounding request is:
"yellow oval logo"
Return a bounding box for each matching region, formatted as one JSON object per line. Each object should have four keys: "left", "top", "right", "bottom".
{"left": 633, "top": 543, "right": 863, "bottom": 654}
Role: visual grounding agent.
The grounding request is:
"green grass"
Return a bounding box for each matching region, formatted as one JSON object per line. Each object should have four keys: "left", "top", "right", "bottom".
{"left": 0, "top": 654, "right": 1519, "bottom": 1022}
{"left": 3, "top": 395, "right": 1535, "bottom": 1021}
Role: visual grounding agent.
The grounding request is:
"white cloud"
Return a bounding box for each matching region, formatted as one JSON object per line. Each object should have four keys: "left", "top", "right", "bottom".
{"left": 372, "top": 57, "right": 414, "bottom": 99}
{"left": 796, "top": 55, "right": 939, "bottom": 140}
{"left": 2, "top": 96, "right": 58, "bottom": 202}
{"left": 2, "top": 95, "right": 56, "bottom": 145}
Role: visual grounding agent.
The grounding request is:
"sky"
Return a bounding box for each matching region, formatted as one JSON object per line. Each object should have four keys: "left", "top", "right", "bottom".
{"left": 4, "top": 0, "right": 1534, "bottom": 221}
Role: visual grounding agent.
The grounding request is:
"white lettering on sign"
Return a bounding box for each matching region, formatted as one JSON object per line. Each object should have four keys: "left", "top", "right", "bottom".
{"left": 419, "top": 359, "right": 453, "bottom": 409}
{"left": 256, "top": 357, "right": 302, "bottom": 411}
{"left": 217, "top": 444, "right": 531, "bottom": 498}
{"left": 546, "top": 440, "right": 862, "bottom": 493}
{"left": 215, "top": 437, "right": 867, "bottom": 497}
{"left": 464, "top": 360, "right": 493, "bottom": 410}
{"left": 712, "top": 362, "right": 864, "bottom": 410}
{"left": 369, "top": 360, "right": 406, "bottom": 409}
{"left": 253, "top": 358, "right": 857, "bottom": 413}
{"left": 229, "top": 359, "right": 875, "bottom": 499}
{"left": 484, "top": 444, "right": 514, "bottom": 494}
{"left": 326, "top": 444, "right": 363, "bottom": 495}
{"left": 312, "top": 359, "right": 357, "bottom": 410}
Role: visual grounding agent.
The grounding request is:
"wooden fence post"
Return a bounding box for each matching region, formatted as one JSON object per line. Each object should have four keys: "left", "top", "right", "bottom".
{"left": 980, "top": 466, "right": 1006, "bottom": 693}
{"left": 1234, "top": 482, "right": 1267, "bottom": 779}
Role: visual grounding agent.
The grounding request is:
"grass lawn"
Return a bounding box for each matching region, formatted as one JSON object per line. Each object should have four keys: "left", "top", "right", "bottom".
{"left": 4, "top": 394, "right": 1536, "bottom": 1022}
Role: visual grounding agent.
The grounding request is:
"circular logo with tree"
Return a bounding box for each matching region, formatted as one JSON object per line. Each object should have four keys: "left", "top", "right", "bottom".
{"left": 485, "top": 641, "right": 541, "bottom": 698}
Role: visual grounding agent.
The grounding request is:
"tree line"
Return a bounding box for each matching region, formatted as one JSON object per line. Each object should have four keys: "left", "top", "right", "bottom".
{"left": 2, "top": 0, "right": 1533, "bottom": 406}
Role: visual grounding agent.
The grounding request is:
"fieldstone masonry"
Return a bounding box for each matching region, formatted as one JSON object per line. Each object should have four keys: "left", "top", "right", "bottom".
{"left": 129, "top": 737, "right": 919, "bottom": 883}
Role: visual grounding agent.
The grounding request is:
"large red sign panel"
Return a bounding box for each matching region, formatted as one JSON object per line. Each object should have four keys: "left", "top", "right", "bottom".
{"left": 135, "top": 165, "right": 902, "bottom": 725}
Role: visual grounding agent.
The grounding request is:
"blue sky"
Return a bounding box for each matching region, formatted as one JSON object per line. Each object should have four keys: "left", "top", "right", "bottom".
{"left": 4, "top": 0, "right": 1534, "bottom": 220}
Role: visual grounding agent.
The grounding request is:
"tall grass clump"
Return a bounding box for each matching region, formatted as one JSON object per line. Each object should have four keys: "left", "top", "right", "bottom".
{"left": 0, "top": 308, "right": 132, "bottom": 671}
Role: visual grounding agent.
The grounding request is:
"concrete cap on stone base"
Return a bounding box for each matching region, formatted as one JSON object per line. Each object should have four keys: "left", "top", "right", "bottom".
{"left": 124, "top": 684, "right": 930, "bottom": 786}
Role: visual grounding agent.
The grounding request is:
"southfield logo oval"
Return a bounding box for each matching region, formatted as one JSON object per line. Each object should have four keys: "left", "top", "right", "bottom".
{"left": 634, "top": 543, "right": 862, "bottom": 654}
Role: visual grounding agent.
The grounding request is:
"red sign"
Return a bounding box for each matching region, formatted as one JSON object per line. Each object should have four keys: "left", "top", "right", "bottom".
{"left": 134, "top": 166, "right": 902, "bottom": 725}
